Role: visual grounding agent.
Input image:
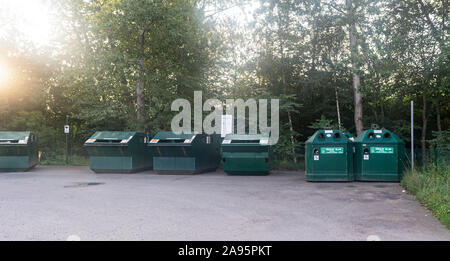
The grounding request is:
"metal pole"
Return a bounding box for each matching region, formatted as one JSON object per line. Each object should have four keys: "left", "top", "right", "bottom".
{"left": 65, "top": 115, "right": 69, "bottom": 165}
{"left": 411, "top": 101, "right": 414, "bottom": 171}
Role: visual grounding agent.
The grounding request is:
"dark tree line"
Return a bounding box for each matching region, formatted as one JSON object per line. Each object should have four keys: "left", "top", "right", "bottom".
{"left": 0, "top": 0, "right": 448, "bottom": 165}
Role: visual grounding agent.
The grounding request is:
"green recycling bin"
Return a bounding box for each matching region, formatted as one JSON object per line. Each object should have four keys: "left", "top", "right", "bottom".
{"left": 354, "top": 128, "right": 405, "bottom": 181}
{"left": 221, "top": 134, "right": 270, "bottom": 176}
{"left": 305, "top": 129, "right": 354, "bottom": 181}
{"left": 148, "top": 132, "right": 221, "bottom": 174}
{"left": 0, "top": 131, "right": 39, "bottom": 172}
{"left": 84, "top": 131, "right": 152, "bottom": 173}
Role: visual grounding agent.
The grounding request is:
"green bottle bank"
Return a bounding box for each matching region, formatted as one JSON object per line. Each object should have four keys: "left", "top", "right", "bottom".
{"left": 305, "top": 130, "right": 354, "bottom": 181}
{"left": 354, "top": 128, "right": 405, "bottom": 181}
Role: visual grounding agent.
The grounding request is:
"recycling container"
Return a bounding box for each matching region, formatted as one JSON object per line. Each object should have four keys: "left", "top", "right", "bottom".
{"left": 84, "top": 131, "right": 152, "bottom": 173}
{"left": 0, "top": 131, "right": 39, "bottom": 172}
{"left": 305, "top": 129, "right": 354, "bottom": 181}
{"left": 354, "top": 128, "right": 405, "bottom": 181}
{"left": 221, "top": 134, "right": 270, "bottom": 175}
{"left": 148, "top": 132, "right": 221, "bottom": 174}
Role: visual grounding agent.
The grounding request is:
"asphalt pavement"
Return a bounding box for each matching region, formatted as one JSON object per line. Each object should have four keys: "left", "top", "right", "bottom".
{"left": 0, "top": 166, "right": 448, "bottom": 240}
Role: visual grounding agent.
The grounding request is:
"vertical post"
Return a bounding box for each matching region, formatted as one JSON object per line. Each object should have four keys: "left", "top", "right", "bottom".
{"left": 65, "top": 115, "right": 69, "bottom": 165}
{"left": 411, "top": 101, "right": 414, "bottom": 171}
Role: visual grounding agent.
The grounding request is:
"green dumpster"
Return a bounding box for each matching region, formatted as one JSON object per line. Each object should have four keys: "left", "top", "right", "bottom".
{"left": 148, "top": 132, "right": 221, "bottom": 174}
{"left": 221, "top": 134, "right": 270, "bottom": 176}
{"left": 305, "top": 129, "right": 354, "bottom": 181}
{"left": 354, "top": 128, "right": 405, "bottom": 181}
{"left": 0, "top": 131, "right": 39, "bottom": 172}
{"left": 84, "top": 131, "right": 152, "bottom": 173}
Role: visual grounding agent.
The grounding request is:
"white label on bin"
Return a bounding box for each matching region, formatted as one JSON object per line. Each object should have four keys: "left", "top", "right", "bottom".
{"left": 222, "top": 139, "right": 231, "bottom": 144}
{"left": 374, "top": 130, "right": 382, "bottom": 134}
{"left": 321, "top": 147, "right": 344, "bottom": 154}
{"left": 364, "top": 155, "right": 369, "bottom": 160}
{"left": 259, "top": 139, "right": 269, "bottom": 145}
{"left": 86, "top": 139, "right": 96, "bottom": 143}
{"left": 376, "top": 135, "right": 381, "bottom": 138}
{"left": 370, "top": 147, "right": 394, "bottom": 154}
{"left": 314, "top": 155, "right": 319, "bottom": 161}
{"left": 325, "top": 130, "right": 333, "bottom": 134}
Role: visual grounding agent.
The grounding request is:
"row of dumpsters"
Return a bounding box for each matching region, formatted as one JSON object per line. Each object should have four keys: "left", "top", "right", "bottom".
{"left": 0, "top": 128, "right": 406, "bottom": 181}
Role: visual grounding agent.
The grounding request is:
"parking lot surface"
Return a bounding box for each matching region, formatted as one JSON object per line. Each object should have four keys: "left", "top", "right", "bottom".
{"left": 0, "top": 166, "right": 448, "bottom": 240}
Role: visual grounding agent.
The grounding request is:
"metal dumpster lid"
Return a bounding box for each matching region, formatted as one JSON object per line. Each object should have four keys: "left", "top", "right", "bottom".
{"left": 152, "top": 132, "right": 197, "bottom": 140}
{"left": 0, "top": 131, "right": 32, "bottom": 141}
{"left": 354, "top": 129, "right": 404, "bottom": 144}
{"left": 224, "top": 133, "right": 269, "bottom": 140}
{"left": 306, "top": 130, "right": 352, "bottom": 143}
{"left": 90, "top": 131, "right": 138, "bottom": 140}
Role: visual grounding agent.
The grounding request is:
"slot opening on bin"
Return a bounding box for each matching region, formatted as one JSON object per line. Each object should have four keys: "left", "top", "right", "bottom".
{"left": 158, "top": 139, "right": 186, "bottom": 143}
{"left": 230, "top": 140, "right": 260, "bottom": 144}
{"left": 94, "top": 139, "right": 122, "bottom": 143}
{"left": 0, "top": 139, "right": 20, "bottom": 144}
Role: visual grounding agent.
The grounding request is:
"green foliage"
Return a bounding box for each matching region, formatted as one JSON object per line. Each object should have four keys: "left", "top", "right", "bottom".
{"left": 308, "top": 115, "right": 339, "bottom": 130}
{"left": 0, "top": 0, "right": 448, "bottom": 168}
{"left": 429, "top": 129, "right": 450, "bottom": 151}
{"left": 401, "top": 161, "right": 450, "bottom": 229}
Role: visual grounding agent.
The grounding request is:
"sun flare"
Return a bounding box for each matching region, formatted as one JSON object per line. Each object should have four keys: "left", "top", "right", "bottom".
{"left": 0, "top": 61, "right": 10, "bottom": 86}
{"left": 0, "top": 0, "right": 53, "bottom": 46}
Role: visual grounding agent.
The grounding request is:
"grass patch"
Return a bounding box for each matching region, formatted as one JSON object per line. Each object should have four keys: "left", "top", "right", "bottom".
{"left": 271, "top": 159, "right": 305, "bottom": 171}
{"left": 40, "top": 155, "right": 89, "bottom": 166}
{"left": 401, "top": 161, "right": 450, "bottom": 229}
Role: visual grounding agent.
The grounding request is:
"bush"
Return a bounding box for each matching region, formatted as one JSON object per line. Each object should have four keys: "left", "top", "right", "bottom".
{"left": 40, "top": 155, "right": 89, "bottom": 166}
{"left": 401, "top": 161, "right": 450, "bottom": 229}
{"left": 270, "top": 157, "right": 305, "bottom": 171}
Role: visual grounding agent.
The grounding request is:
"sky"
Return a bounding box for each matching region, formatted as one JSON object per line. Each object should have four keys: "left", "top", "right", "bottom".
{"left": 0, "top": 0, "right": 259, "bottom": 48}
{"left": 0, "top": 0, "right": 258, "bottom": 86}
{"left": 0, "top": 0, "right": 55, "bottom": 47}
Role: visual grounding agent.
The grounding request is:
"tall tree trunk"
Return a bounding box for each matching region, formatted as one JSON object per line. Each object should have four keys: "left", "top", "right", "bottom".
{"left": 330, "top": 57, "right": 342, "bottom": 130}
{"left": 373, "top": 101, "right": 379, "bottom": 124}
{"left": 435, "top": 97, "right": 442, "bottom": 132}
{"left": 334, "top": 83, "right": 342, "bottom": 130}
{"left": 287, "top": 110, "right": 297, "bottom": 163}
{"left": 282, "top": 70, "right": 297, "bottom": 164}
{"left": 346, "top": 0, "right": 364, "bottom": 135}
{"left": 136, "top": 27, "right": 146, "bottom": 130}
{"left": 277, "top": 12, "right": 297, "bottom": 164}
{"left": 421, "top": 92, "right": 429, "bottom": 165}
